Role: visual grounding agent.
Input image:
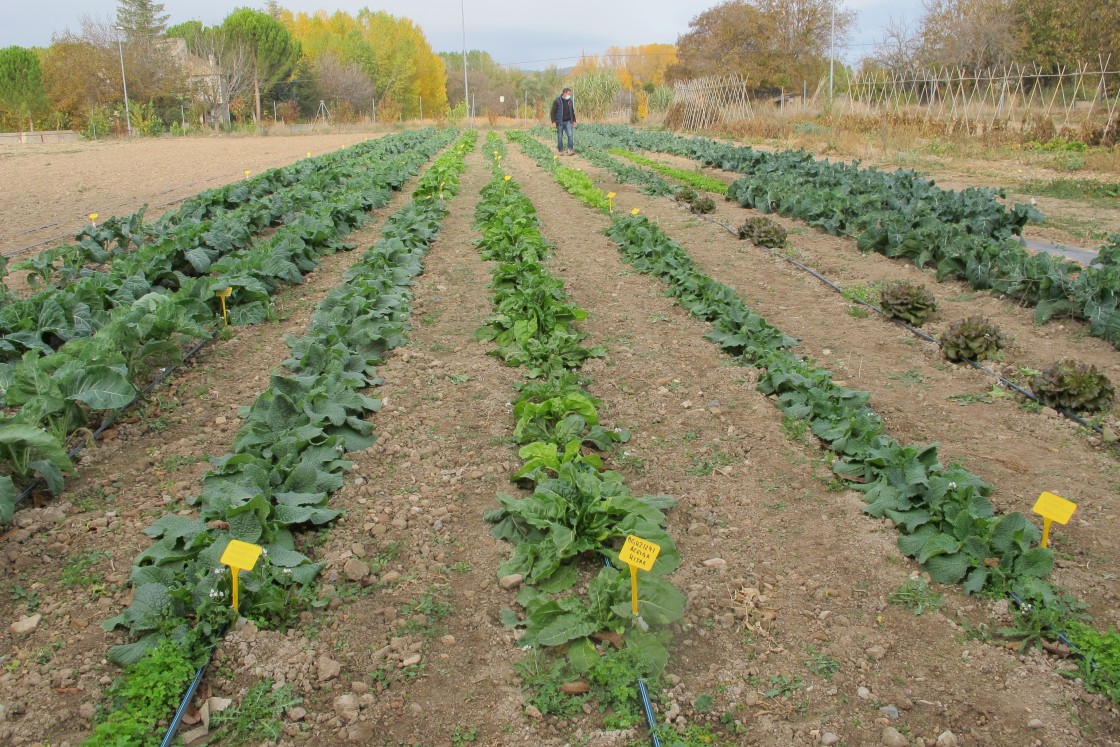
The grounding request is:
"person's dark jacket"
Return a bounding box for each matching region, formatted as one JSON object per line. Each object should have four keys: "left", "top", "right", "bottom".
{"left": 550, "top": 95, "right": 576, "bottom": 125}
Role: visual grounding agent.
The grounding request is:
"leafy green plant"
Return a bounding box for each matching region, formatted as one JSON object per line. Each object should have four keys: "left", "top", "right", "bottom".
{"left": 515, "top": 649, "right": 587, "bottom": 717}
{"left": 608, "top": 149, "right": 729, "bottom": 195}
{"left": 737, "top": 216, "right": 788, "bottom": 248}
{"left": 85, "top": 639, "right": 199, "bottom": 746}
{"left": 941, "top": 316, "right": 1007, "bottom": 362}
{"left": 763, "top": 674, "right": 803, "bottom": 698}
{"left": 209, "top": 679, "right": 302, "bottom": 744}
{"left": 62, "top": 550, "right": 112, "bottom": 587}
{"left": 689, "top": 195, "right": 716, "bottom": 214}
{"left": 888, "top": 578, "right": 944, "bottom": 615}
{"left": 880, "top": 281, "right": 937, "bottom": 326}
{"left": 1064, "top": 621, "right": 1120, "bottom": 701}
{"left": 1030, "top": 360, "right": 1114, "bottom": 412}
{"left": 804, "top": 646, "right": 841, "bottom": 680}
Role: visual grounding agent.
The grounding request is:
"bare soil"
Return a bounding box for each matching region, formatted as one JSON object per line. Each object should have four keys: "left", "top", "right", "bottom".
{"left": 1, "top": 132, "right": 1118, "bottom": 747}
{"left": 0, "top": 132, "right": 375, "bottom": 257}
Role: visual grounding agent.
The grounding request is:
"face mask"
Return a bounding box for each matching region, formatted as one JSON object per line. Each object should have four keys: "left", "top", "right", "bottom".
{"left": 562, "top": 95, "right": 570, "bottom": 100}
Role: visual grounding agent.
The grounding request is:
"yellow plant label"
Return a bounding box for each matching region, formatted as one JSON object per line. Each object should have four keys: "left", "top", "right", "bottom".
{"left": 215, "top": 287, "right": 232, "bottom": 299}
{"left": 1032, "top": 491, "right": 1076, "bottom": 524}
{"left": 221, "top": 539, "right": 262, "bottom": 572}
{"left": 619, "top": 535, "right": 660, "bottom": 571}
{"left": 1033, "top": 491, "right": 1077, "bottom": 549}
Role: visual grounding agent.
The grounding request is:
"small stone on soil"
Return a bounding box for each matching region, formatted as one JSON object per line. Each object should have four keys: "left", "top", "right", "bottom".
{"left": 499, "top": 573, "right": 523, "bottom": 590}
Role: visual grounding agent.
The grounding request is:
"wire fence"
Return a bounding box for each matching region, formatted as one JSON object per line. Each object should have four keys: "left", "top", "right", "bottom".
{"left": 668, "top": 59, "right": 1120, "bottom": 140}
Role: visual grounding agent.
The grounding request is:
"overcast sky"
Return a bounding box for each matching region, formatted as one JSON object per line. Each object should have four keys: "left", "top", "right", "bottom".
{"left": 3, "top": 1, "right": 925, "bottom": 68}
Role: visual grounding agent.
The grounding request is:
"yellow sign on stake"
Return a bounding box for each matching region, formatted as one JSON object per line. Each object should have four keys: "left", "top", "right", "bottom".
{"left": 220, "top": 539, "right": 263, "bottom": 612}
{"left": 1032, "top": 491, "right": 1077, "bottom": 548}
{"left": 619, "top": 535, "right": 661, "bottom": 616}
{"left": 215, "top": 287, "right": 233, "bottom": 325}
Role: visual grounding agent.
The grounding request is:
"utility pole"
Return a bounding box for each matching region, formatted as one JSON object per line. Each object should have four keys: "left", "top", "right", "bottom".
{"left": 461, "top": 0, "right": 470, "bottom": 124}
{"left": 115, "top": 26, "right": 132, "bottom": 136}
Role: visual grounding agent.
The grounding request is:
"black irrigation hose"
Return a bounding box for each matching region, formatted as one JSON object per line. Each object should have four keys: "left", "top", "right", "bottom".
{"left": 681, "top": 204, "right": 1105, "bottom": 435}
{"left": 11, "top": 330, "right": 217, "bottom": 509}
{"left": 159, "top": 628, "right": 228, "bottom": 747}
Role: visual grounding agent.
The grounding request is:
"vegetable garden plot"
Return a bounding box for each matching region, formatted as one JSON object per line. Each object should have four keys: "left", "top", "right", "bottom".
{"left": 5, "top": 131, "right": 1120, "bottom": 747}
{"left": 492, "top": 145, "right": 1119, "bottom": 746}
{"left": 578, "top": 125, "right": 1120, "bottom": 353}
{"left": 0, "top": 130, "right": 457, "bottom": 523}
{"left": 79, "top": 133, "right": 473, "bottom": 746}
{"left": 474, "top": 137, "right": 685, "bottom": 730}
{"left": 510, "top": 131, "right": 1120, "bottom": 718}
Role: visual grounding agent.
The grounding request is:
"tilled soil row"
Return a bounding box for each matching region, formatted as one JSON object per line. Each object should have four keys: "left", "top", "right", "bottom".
{"left": 632, "top": 147, "right": 1120, "bottom": 377}
{"left": 204, "top": 148, "right": 542, "bottom": 746}
{"left": 0, "top": 162, "right": 435, "bottom": 746}
{"left": 505, "top": 145, "right": 1117, "bottom": 746}
{"left": 1, "top": 133, "right": 375, "bottom": 257}
{"left": 639, "top": 145, "right": 1120, "bottom": 263}
{"left": 560, "top": 144, "right": 1120, "bottom": 624}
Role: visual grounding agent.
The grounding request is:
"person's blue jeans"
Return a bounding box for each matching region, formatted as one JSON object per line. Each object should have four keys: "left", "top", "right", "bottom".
{"left": 556, "top": 121, "right": 574, "bottom": 151}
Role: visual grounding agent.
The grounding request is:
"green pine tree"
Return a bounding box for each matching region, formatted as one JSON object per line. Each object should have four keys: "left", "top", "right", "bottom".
{"left": 116, "top": 0, "right": 170, "bottom": 42}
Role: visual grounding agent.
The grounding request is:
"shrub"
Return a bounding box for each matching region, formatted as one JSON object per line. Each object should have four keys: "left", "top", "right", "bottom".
{"left": 880, "top": 281, "right": 937, "bottom": 326}
{"left": 1031, "top": 361, "right": 1114, "bottom": 413}
{"left": 737, "top": 216, "right": 788, "bottom": 248}
{"left": 941, "top": 316, "right": 1006, "bottom": 362}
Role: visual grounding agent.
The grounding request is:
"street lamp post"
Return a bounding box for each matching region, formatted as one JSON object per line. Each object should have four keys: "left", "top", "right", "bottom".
{"left": 461, "top": 0, "right": 469, "bottom": 124}
{"left": 115, "top": 26, "right": 132, "bottom": 136}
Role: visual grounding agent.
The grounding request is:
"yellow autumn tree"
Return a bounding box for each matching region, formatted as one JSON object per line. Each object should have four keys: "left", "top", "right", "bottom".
{"left": 575, "top": 44, "right": 677, "bottom": 92}
{"left": 279, "top": 7, "right": 446, "bottom": 118}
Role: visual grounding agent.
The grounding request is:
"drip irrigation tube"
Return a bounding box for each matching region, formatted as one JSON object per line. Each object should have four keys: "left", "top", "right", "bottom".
{"left": 11, "top": 331, "right": 216, "bottom": 509}
{"left": 638, "top": 679, "right": 662, "bottom": 747}
{"left": 160, "top": 651, "right": 214, "bottom": 747}
{"left": 682, "top": 205, "right": 1104, "bottom": 435}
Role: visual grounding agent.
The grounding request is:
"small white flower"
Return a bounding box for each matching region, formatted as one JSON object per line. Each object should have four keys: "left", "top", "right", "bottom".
{"left": 948, "top": 481, "right": 958, "bottom": 490}
{"left": 213, "top": 567, "right": 225, "bottom": 575}
{"left": 260, "top": 548, "right": 268, "bottom": 557}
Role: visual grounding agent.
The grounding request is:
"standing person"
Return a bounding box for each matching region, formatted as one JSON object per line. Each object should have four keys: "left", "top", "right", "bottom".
{"left": 550, "top": 87, "right": 576, "bottom": 155}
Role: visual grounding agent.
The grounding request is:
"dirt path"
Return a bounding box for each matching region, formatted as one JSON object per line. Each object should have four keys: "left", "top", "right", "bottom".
{"left": 506, "top": 145, "right": 1119, "bottom": 745}
{"left": 0, "top": 132, "right": 376, "bottom": 256}
{"left": 0, "top": 163, "right": 429, "bottom": 746}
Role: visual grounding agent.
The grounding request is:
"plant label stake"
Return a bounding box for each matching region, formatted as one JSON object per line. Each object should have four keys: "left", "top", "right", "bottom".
{"left": 607, "top": 192, "right": 616, "bottom": 213}
{"left": 244, "top": 170, "right": 251, "bottom": 179}
{"left": 215, "top": 287, "right": 232, "bottom": 325}
{"left": 619, "top": 535, "right": 661, "bottom": 620}
{"left": 220, "top": 540, "right": 262, "bottom": 613}
{"left": 89, "top": 212, "right": 99, "bottom": 228}
{"left": 1032, "top": 491, "right": 1077, "bottom": 548}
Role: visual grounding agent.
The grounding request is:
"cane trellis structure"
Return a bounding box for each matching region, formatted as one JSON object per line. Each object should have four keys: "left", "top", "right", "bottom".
{"left": 670, "top": 74, "right": 756, "bottom": 130}
{"left": 842, "top": 59, "right": 1119, "bottom": 136}
{"left": 671, "top": 59, "right": 1120, "bottom": 140}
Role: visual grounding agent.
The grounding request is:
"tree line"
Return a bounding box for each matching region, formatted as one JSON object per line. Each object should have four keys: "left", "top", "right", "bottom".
{"left": 2, "top": 0, "right": 1116, "bottom": 133}
{"left": 0, "top": 1, "right": 455, "bottom": 134}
